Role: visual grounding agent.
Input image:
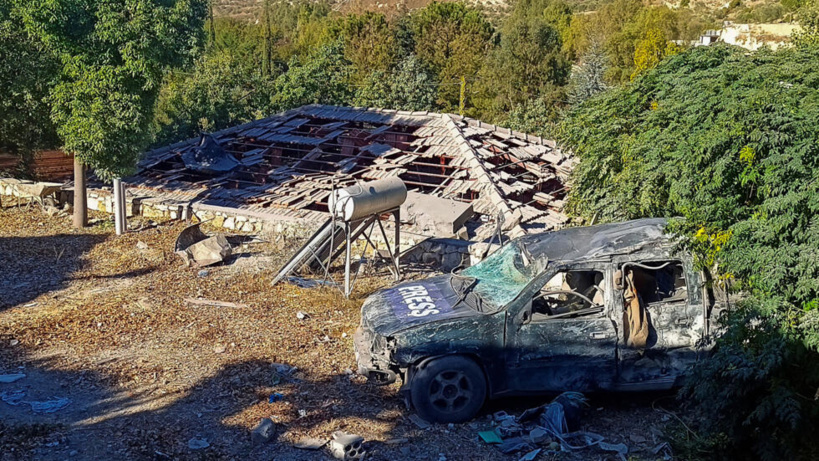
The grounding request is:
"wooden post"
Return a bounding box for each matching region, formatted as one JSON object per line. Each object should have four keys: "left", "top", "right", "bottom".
{"left": 73, "top": 156, "right": 87, "bottom": 228}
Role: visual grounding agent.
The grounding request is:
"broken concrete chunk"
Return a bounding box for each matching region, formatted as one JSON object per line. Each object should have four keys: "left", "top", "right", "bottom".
{"left": 251, "top": 418, "right": 276, "bottom": 446}
{"left": 183, "top": 236, "right": 231, "bottom": 267}
{"left": 401, "top": 192, "right": 473, "bottom": 237}
{"left": 329, "top": 431, "right": 365, "bottom": 460}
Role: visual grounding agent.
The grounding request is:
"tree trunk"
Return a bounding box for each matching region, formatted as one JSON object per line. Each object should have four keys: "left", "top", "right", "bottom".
{"left": 73, "top": 156, "right": 87, "bottom": 228}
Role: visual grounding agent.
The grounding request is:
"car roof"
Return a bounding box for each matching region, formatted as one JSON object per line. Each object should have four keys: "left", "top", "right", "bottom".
{"left": 518, "top": 218, "right": 672, "bottom": 263}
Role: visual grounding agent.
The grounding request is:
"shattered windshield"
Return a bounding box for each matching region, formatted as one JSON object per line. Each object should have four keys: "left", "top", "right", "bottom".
{"left": 460, "top": 241, "right": 547, "bottom": 311}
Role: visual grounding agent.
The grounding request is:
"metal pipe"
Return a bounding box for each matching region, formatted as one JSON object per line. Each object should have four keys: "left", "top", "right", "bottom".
{"left": 113, "top": 178, "right": 125, "bottom": 235}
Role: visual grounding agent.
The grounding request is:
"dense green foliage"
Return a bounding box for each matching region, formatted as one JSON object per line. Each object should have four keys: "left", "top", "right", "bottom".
{"left": 561, "top": 43, "right": 819, "bottom": 460}
{"left": 0, "top": 4, "right": 60, "bottom": 159}
{"left": 16, "top": 0, "right": 207, "bottom": 180}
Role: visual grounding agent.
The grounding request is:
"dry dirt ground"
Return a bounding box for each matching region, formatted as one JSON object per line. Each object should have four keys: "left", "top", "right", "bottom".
{"left": 0, "top": 206, "right": 685, "bottom": 461}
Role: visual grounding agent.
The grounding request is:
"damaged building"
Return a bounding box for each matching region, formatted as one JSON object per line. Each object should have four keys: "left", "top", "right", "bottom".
{"left": 1, "top": 104, "right": 576, "bottom": 269}
{"left": 127, "top": 105, "right": 573, "bottom": 239}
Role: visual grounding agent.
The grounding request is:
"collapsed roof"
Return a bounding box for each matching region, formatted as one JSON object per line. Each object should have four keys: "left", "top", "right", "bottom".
{"left": 130, "top": 105, "right": 576, "bottom": 238}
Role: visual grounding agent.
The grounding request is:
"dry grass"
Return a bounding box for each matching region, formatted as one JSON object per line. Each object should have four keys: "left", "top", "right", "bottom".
{"left": 0, "top": 206, "right": 676, "bottom": 460}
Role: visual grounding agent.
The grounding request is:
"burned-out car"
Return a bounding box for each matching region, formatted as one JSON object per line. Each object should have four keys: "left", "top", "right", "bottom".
{"left": 354, "top": 218, "right": 728, "bottom": 423}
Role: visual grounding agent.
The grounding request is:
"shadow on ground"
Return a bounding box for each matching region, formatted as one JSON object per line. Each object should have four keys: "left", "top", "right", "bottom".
{"left": 0, "top": 234, "right": 108, "bottom": 310}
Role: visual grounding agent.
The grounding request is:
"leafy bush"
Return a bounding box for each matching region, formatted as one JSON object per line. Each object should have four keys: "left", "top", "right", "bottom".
{"left": 561, "top": 44, "right": 819, "bottom": 460}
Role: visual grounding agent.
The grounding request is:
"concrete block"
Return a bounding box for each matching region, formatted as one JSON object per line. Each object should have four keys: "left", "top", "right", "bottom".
{"left": 401, "top": 192, "right": 473, "bottom": 238}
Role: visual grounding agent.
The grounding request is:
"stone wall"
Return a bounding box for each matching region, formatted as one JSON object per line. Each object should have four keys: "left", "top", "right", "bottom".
{"left": 1, "top": 179, "right": 499, "bottom": 271}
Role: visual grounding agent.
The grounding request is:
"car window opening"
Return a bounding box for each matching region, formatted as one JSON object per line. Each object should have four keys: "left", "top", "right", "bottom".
{"left": 621, "top": 260, "right": 687, "bottom": 349}
{"left": 530, "top": 269, "right": 605, "bottom": 320}
{"left": 624, "top": 261, "right": 687, "bottom": 305}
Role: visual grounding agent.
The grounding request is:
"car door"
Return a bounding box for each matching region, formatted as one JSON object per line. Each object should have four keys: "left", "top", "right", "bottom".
{"left": 615, "top": 258, "right": 705, "bottom": 389}
{"left": 505, "top": 265, "right": 618, "bottom": 392}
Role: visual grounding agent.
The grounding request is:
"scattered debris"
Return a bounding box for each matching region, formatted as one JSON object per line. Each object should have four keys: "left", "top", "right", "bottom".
{"left": 498, "top": 437, "right": 533, "bottom": 454}
{"left": 0, "top": 373, "right": 26, "bottom": 383}
{"left": 0, "top": 390, "right": 70, "bottom": 413}
{"left": 286, "top": 277, "right": 338, "bottom": 289}
{"left": 268, "top": 393, "right": 284, "bottom": 403}
{"left": 528, "top": 427, "right": 550, "bottom": 445}
{"left": 197, "top": 269, "right": 209, "bottom": 277}
{"left": 599, "top": 441, "right": 629, "bottom": 459}
{"left": 329, "top": 431, "right": 365, "bottom": 460}
{"left": 213, "top": 344, "right": 226, "bottom": 354}
{"left": 384, "top": 438, "right": 408, "bottom": 445}
{"left": 479, "top": 430, "right": 503, "bottom": 445}
{"left": 629, "top": 434, "right": 647, "bottom": 444}
{"left": 250, "top": 418, "right": 276, "bottom": 446}
{"left": 187, "top": 437, "right": 210, "bottom": 450}
{"left": 294, "top": 437, "right": 327, "bottom": 450}
{"left": 409, "top": 414, "right": 432, "bottom": 430}
{"left": 519, "top": 448, "right": 542, "bottom": 461}
{"left": 9, "top": 339, "right": 19, "bottom": 346}
{"left": 184, "top": 298, "right": 247, "bottom": 309}
{"left": 296, "top": 311, "right": 309, "bottom": 320}
{"left": 136, "top": 241, "right": 149, "bottom": 250}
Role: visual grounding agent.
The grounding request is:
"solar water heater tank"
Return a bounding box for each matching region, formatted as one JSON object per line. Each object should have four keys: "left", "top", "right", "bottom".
{"left": 329, "top": 177, "right": 408, "bottom": 222}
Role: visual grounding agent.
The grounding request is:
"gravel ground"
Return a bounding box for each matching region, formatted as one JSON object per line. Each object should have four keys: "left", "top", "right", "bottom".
{"left": 0, "top": 206, "right": 682, "bottom": 460}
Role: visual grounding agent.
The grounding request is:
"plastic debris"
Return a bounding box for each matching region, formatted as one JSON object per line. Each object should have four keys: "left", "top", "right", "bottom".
{"left": 498, "top": 437, "right": 533, "bottom": 454}
{"left": 519, "top": 448, "right": 542, "bottom": 461}
{"left": 0, "top": 390, "right": 70, "bottom": 413}
{"left": 0, "top": 373, "right": 26, "bottom": 383}
{"left": 479, "top": 430, "right": 503, "bottom": 444}
{"left": 268, "top": 393, "right": 284, "bottom": 403}
{"left": 599, "top": 441, "right": 628, "bottom": 460}
{"left": 187, "top": 437, "right": 210, "bottom": 450}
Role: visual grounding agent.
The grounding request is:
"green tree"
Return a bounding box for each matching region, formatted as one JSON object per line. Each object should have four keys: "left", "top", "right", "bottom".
{"left": 793, "top": 0, "right": 819, "bottom": 48}
{"left": 355, "top": 55, "right": 439, "bottom": 111}
{"left": 474, "top": 0, "right": 570, "bottom": 118}
{"left": 631, "top": 28, "right": 681, "bottom": 79}
{"left": 153, "top": 51, "right": 275, "bottom": 146}
{"left": 568, "top": 44, "right": 608, "bottom": 105}
{"left": 0, "top": 3, "right": 60, "bottom": 163}
{"left": 271, "top": 40, "right": 355, "bottom": 111}
{"left": 561, "top": 44, "right": 819, "bottom": 459}
{"left": 336, "top": 12, "right": 398, "bottom": 81}
{"left": 409, "top": 2, "right": 494, "bottom": 111}
{"left": 18, "top": 0, "right": 207, "bottom": 227}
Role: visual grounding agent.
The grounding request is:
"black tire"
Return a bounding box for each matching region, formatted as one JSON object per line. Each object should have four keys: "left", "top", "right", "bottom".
{"left": 410, "top": 355, "right": 487, "bottom": 423}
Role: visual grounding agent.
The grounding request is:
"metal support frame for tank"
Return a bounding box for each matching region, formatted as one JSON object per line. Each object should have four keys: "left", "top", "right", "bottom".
{"left": 342, "top": 207, "right": 400, "bottom": 298}
{"left": 272, "top": 181, "right": 403, "bottom": 298}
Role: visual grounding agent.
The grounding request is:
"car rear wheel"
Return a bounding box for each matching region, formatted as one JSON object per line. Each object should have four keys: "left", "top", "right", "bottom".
{"left": 410, "top": 355, "right": 487, "bottom": 423}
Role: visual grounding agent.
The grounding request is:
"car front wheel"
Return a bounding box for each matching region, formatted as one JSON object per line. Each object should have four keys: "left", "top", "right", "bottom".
{"left": 410, "top": 355, "right": 487, "bottom": 423}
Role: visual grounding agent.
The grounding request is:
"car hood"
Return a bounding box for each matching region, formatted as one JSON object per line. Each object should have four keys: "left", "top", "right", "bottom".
{"left": 360, "top": 275, "right": 484, "bottom": 336}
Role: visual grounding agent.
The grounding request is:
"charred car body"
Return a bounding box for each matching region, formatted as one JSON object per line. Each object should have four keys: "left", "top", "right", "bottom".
{"left": 354, "top": 218, "right": 729, "bottom": 423}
